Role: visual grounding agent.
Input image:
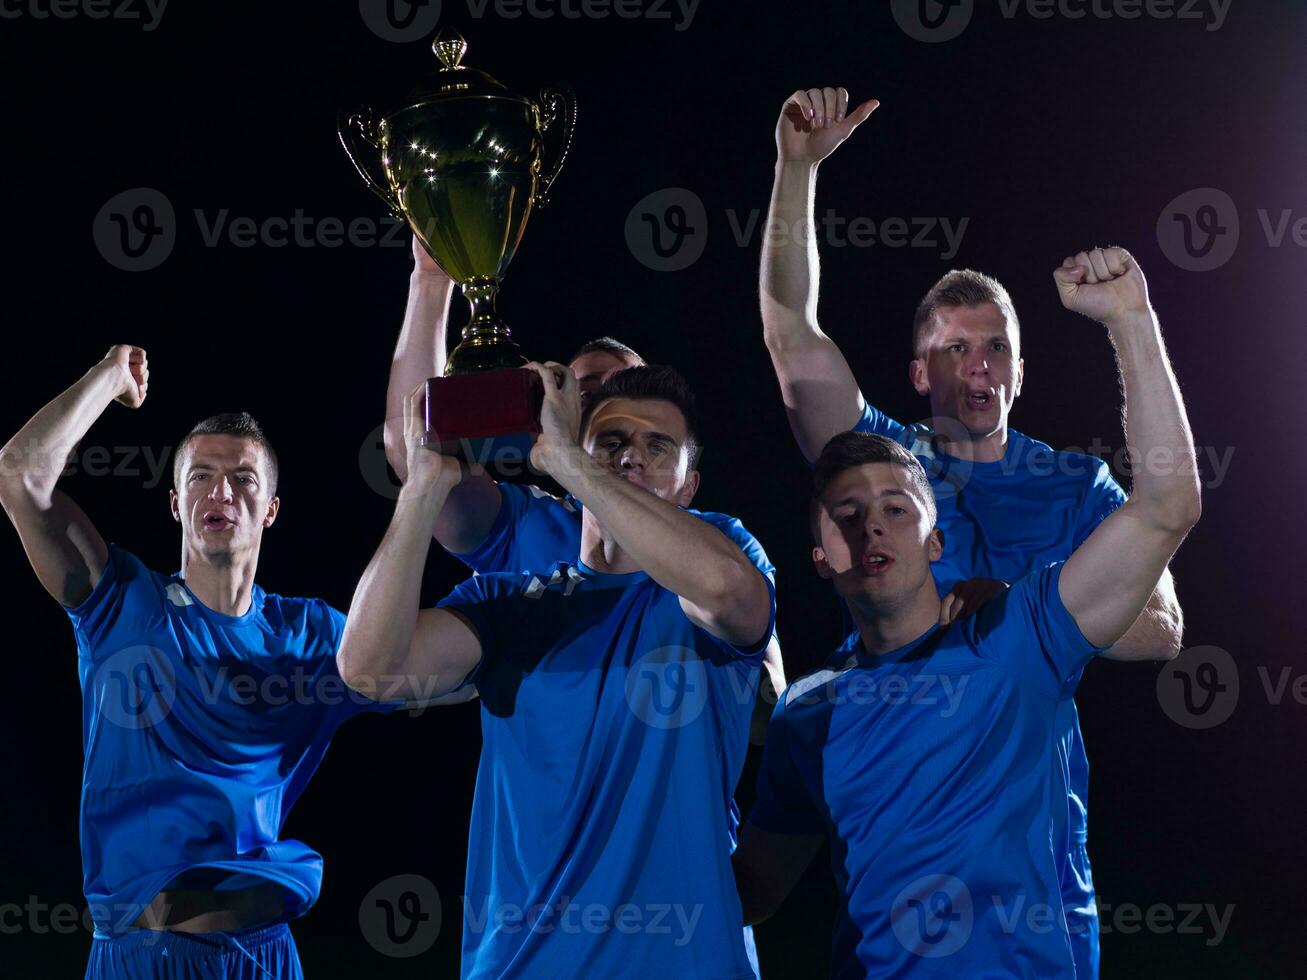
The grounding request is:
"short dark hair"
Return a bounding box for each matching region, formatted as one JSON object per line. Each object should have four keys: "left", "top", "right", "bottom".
{"left": 810, "top": 432, "right": 936, "bottom": 542}
{"left": 173, "top": 412, "right": 279, "bottom": 494}
{"left": 911, "top": 269, "right": 1020, "bottom": 358}
{"left": 569, "top": 336, "right": 644, "bottom": 365}
{"left": 579, "top": 365, "right": 701, "bottom": 468}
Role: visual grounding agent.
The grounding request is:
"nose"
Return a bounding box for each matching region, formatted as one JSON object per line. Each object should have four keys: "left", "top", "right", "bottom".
{"left": 208, "top": 476, "right": 234, "bottom": 502}
{"left": 864, "top": 516, "right": 885, "bottom": 538}
{"left": 619, "top": 445, "right": 645, "bottom": 471}
{"left": 964, "top": 346, "right": 990, "bottom": 375}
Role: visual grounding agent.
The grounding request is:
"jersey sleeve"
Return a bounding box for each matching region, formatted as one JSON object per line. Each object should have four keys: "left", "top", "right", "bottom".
{"left": 693, "top": 511, "right": 776, "bottom": 584}
{"left": 749, "top": 698, "right": 826, "bottom": 836}
{"left": 451, "top": 483, "right": 579, "bottom": 575}
{"left": 1072, "top": 459, "right": 1128, "bottom": 549}
{"left": 62, "top": 545, "right": 165, "bottom": 659}
{"left": 851, "top": 400, "right": 912, "bottom": 446}
{"left": 967, "top": 562, "right": 1106, "bottom": 700}
{"left": 434, "top": 572, "right": 525, "bottom": 690}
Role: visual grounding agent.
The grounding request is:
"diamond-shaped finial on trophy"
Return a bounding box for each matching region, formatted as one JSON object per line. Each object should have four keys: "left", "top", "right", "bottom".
{"left": 433, "top": 30, "right": 467, "bottom": 70}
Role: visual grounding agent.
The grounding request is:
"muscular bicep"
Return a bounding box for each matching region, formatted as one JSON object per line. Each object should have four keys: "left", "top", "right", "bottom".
{"left": 764, "top": 330, "right": 866, "bottom": 463}
{"left": 1060, "top": 501, "right": 1190, "bottom": 651}
{"left": 407, "top": 607, "right": 484, "bottom": 698}
{"left": 733, "top": 822, "right": 825, "bottom": 925}
{"left": 0, "top": 485, "right": 108, "bottom": 607}
{"left": 432, "top": 473, "right": 503, "bottom": 556}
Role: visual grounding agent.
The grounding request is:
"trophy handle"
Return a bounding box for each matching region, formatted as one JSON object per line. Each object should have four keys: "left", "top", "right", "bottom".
{"left": 338, "top": 109, "right": 403, "bottom": 219}
{"left": 534, "top": 87, "right": 576, "bottom": 209}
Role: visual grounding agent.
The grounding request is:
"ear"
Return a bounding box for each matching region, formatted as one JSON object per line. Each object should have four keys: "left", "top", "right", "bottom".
{"left": 674, "top": 468, "right": 701, "bottom": 508}
{"left": 1013, "top": 357, "right": 1025, "bottom": 399}
{"left": 812, "top": 545, "right": 834, "bottom": 580}
{"left": 927, "top": 527, "right": 944, "bottom": 563}
{"left": 169, "top": 489, "right": 181, "bottom": 522}
{"left": 263, "top": 496, "right": 280, "bottom": 529}
{"left": 909, "top": 357, "right": 930, "bottom": 397}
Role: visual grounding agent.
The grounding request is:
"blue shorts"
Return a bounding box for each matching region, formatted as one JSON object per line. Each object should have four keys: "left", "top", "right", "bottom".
{"left": 85, "top": 922, "right": 303, "bottom": 980}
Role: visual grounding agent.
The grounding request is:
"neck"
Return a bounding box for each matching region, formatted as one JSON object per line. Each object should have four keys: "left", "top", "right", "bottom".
{"left": 932, "top": 414, "right": 1009, "bottom": 463}
{"left": 179, "top": 547, "right": 258, "bottom": 617}
{"left": 847, "top": 580, "right": 942, "bottom": 657}
{"left": 578, "top": 513, "right": 641, "bottom": 575}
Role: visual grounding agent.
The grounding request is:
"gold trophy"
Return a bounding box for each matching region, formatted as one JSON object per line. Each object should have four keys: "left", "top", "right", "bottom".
{"left": 340, "top": 31, "right": 575, "bottom": 452}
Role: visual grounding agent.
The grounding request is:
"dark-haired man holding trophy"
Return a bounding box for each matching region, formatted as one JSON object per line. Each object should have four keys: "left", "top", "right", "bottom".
{"left": 340, "top": 363, "right": 774, "bottom": 977}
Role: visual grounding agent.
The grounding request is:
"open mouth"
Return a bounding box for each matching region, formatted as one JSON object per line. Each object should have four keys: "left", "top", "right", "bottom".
{"left": 965, "top": 390, "right": 994, "bottom": 410}
{"left": 202, "top": 512, "right": 236, "bottom": 532}
{"left": 861, "top": 553, "right": 893, "bottom": 576}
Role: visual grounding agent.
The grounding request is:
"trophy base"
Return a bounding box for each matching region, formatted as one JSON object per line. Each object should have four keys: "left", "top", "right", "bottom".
{"left": 423, "top": 369, "right": 544, "bottom": 468}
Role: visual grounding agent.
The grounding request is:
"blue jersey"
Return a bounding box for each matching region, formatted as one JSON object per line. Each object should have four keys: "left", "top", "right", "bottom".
{"left": 752, "top": 564, "right": 1102, "bottom": 978}
{"left": 64, "top": 545, "right": 387, "bottom": 937}
{"left": 854, "top": 402, "right": 1125, "bottom": 977}
{"left": 438, "top": 560, "right": 775, "bottom": 979}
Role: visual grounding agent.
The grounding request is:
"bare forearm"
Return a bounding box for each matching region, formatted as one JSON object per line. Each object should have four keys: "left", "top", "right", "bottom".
{"left": 385, "top": 272, "right": 455, "bottom": 482}
{"left": 760, "top": 162, "right": 821, "bottom": 349}
{"left": 555, "top": 447, "right": 760, "bottom": 609}
{"left": 1108, "top": 311, "right": 1202, "bottom": 529}
{"left": 0, "top": 362, "right": 124, "bottom": 502}
{"left": 338, "top": 484, "right": 450, "bottom": 683}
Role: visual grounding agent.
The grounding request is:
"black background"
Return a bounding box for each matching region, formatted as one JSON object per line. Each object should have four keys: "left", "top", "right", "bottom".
{"left": 1, "top": 0, "right": 1302, "bottom": 976}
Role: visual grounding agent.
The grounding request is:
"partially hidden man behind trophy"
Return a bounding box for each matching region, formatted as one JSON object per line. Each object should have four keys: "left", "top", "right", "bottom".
{"left": 340, "top": 363, "right": 774, "bottom": 978}
{"left": 0, "top": 348, "right": 413, "bottom": 979}
{"left": 733, "top": 243, "right": 1201, "bottom": 976}
{"left": 750, "top": 86, "right": 1186, "bottom": 977}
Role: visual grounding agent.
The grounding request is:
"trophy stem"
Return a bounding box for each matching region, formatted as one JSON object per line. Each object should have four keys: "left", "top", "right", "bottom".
{"left": 446, "top": 277, "right": 528, "bottom": 374}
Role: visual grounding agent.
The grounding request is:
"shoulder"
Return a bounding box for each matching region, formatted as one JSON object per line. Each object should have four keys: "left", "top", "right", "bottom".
{"left": 1010, "top": 429, "right": 1120, "bottom": 490}
{"left": 253, "top": 590, "right": 345, "bottom": 639}
{"left": 502, "top": 481, "right": 578, "bottom": 514}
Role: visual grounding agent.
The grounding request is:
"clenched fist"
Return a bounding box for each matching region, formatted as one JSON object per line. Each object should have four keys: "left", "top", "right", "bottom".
{"left": 1053, "top": 247, "right": 1151, "bottom": 326}
{"left": 103, "top": 345, "right": 148, "bottom": 409}
{"left": 776, "top": 87, "right": 879, "bottom": 165}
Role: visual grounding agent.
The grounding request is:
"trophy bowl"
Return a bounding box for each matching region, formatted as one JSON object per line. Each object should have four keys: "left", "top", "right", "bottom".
{"left": 340, "top": 31, "right": 575, "bottom": 447}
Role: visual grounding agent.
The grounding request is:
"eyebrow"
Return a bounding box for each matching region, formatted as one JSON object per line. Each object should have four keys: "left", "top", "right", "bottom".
{"left": 593, "top": 428, "right": 680, "bottom": 447}
{"left": 832, "top": 488, "right": 911, "bottom": 507}
{"left": 188, "top": 463, "right": 260, "bottom": 476}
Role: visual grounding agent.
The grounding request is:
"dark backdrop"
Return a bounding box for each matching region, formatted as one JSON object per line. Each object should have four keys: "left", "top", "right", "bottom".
{"left": 1, "top": 1, "right": 1301, "bottom": 976}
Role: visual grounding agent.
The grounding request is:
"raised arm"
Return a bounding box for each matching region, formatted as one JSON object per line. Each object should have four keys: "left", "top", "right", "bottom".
{"left": 0, "top": 346, "right": 147, "bottom": 606}
{"left": 762, "top": 87, "right": 879, "bottom": 463}
{"left": 383, "top": 236, "right": 503, "bottom": 555}
{"left": 339, "top": 383, "right": 482, "bottom": 699}
{"left": 1055, "top": 249, "right": 1201, "bottom": 647}
{"left": 527, "top": 365, "right": 772, "bottom": 649}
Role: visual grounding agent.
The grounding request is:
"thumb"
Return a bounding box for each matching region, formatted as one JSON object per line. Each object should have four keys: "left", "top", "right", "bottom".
{"left": 844, "top": 99, "right": 880, "bottom": 130}
{"left": 1053, "top": 264, "right": 1085, "bottom": 294}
